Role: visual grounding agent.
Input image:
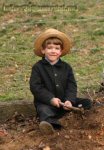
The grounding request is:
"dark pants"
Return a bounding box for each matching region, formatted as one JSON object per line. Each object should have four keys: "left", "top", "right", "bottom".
{"left": 35, "top": 98, "right": 92, "bottom": 128}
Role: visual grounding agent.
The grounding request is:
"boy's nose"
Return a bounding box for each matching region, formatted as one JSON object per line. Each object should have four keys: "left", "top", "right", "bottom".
{"left": 51, "top": 50, "right": 56, "bottom": 54}
{"left": 51, "top": 48, "right": 57, "bottom": 52}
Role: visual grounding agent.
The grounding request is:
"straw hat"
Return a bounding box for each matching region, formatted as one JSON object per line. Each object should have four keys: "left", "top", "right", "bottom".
{"left": 34, "top": 28, "right": 72, "bottom": 57}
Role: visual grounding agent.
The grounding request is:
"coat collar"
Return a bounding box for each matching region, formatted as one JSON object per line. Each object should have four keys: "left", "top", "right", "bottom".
{"left": 41, "top": 57, "right": 62, "bottom": 67}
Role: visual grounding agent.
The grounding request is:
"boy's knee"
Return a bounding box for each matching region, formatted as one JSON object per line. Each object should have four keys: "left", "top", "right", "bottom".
{"left": 36, "top": 104, "right": 56, "bottom": 117}
{"left": 76, "top": 98, "right": 92, "bottom": 109}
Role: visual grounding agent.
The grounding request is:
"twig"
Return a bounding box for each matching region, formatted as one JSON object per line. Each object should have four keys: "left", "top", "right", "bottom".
{"left": 86, "top": 88, "right": 94, "bottom": 102}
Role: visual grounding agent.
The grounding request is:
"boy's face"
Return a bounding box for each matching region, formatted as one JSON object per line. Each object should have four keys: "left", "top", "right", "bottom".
{"left": 41, "top": 43, "right": 62, "bottom": 63}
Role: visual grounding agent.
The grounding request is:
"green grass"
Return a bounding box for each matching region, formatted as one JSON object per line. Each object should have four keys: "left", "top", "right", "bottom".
{"left": 0, "top": 0, "right": 104, "bottom": 101}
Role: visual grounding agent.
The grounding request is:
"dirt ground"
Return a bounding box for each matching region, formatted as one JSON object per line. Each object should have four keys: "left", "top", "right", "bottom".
{"left": 0, "top": 92, "right": 104, "bottom": 150}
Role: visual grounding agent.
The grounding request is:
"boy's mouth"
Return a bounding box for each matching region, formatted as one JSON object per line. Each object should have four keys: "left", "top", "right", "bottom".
{"left": 50, "top": 55, "right": 57, "bottom": 56}
{"left": 49, "top": 54, "right": 58, "bottom": 56}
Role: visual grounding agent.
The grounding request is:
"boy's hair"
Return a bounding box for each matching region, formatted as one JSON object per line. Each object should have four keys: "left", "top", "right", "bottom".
{"left": 42, "top": 37, "right": 63, "bottom": 49}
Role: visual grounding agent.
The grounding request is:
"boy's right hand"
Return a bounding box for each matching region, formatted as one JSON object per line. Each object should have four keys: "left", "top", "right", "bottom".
{"left": 51, "top": 98, "right": 61, "bottom": 108}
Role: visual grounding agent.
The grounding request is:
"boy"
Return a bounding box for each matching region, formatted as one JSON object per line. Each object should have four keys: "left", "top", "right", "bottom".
{"left": 30, "top": 28, "right": 92, "bottom": 134}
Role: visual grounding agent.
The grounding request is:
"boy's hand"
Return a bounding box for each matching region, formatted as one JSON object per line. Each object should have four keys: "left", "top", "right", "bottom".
{"left": 63, "top": 100, "right": 72, "bottom": 110}
{"left": 51, "top": 98, "right": 61, "bottom": 108}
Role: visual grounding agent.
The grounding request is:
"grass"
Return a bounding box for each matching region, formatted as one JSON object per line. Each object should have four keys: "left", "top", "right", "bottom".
{"left": 0, "top": 0, "right": 104, "bottom": 101}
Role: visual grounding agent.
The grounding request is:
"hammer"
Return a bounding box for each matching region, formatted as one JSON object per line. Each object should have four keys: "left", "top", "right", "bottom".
{"left": 59, "top": 102, "right": 84, "bottom": 113}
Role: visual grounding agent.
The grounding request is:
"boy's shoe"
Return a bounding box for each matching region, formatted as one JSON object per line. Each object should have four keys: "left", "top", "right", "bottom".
{"left": 39, "top": 121, "right": 55, "bottom": 134}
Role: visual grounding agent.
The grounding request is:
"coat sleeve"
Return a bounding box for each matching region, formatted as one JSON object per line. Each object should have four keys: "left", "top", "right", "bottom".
{"left": 64, "top": 66, "right": 77, "bottom": 104}
{"left": 29, "top": 65, "right": 54, "bottom": 105}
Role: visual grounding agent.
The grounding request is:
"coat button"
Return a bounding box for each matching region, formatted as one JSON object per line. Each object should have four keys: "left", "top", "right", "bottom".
{"left": 54, "top": 73, "right": 57, "bottom": 77}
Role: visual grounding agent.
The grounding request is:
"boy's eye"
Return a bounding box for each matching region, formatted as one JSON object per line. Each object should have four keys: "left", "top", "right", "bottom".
{"left": 56, "top": 47, "right": 60, "bottom": 50}
{"left": 46, "top": 44, "right": 61, "bottom": 50}
{"left": 47, "top": 46, "right": 52, "bottom": 49}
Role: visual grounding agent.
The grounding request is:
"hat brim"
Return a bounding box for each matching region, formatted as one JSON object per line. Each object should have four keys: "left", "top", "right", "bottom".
{"left": 34, "top": 28, "right": 72, "bottom": 57}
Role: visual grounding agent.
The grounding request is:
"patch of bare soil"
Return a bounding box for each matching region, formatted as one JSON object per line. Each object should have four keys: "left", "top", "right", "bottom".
{"left": 0, "top": 94, "right": 104, "bottom": 150}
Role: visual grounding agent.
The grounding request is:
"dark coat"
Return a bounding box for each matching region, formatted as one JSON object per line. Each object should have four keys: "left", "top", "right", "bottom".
{"left": 30, "top": 58, "right": 77, "bottom": 105}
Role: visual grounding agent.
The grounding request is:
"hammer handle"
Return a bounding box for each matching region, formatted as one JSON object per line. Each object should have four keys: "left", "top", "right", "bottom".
{"left": 59, "top": 102, "right": 83, "bottom": 112}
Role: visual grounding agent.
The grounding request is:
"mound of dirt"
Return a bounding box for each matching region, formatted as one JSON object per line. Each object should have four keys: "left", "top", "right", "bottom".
{"left": 0, "top": 96, "right": 104, "bottom": 150}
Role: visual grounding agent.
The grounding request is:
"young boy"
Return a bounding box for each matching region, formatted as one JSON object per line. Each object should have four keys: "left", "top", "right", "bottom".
{"left": 30, "top": 28, "right": 92, "bottom": 134}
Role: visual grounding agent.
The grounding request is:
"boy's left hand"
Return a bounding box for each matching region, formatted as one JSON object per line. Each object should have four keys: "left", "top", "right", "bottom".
{"left": 63, "top": 100, "right": 72, "bottom": 110}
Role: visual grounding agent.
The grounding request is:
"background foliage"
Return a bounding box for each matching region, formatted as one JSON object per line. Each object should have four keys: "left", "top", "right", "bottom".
{"left": 0, "top": 0, "right": 104, "bottom": 101}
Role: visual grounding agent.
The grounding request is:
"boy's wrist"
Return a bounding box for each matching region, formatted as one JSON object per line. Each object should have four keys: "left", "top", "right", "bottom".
{"left": 50, "top": 97, "right": 55, "bottom": 104}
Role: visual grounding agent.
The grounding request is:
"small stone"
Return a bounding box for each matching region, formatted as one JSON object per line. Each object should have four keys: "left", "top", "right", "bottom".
{"left": 88, "top": 135, "right": 92, "bottom": 139}
{"left": 8, "top": 19, "right": 14, "bottom": 24}
{"left": 43, "top": 146, "right": 51, "bottom": 150}
{"left": 11, "top": 36, "right": 16, "bottom": 41}
{"left": 65, "top": 135, "right": 70, "bottom": 139}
